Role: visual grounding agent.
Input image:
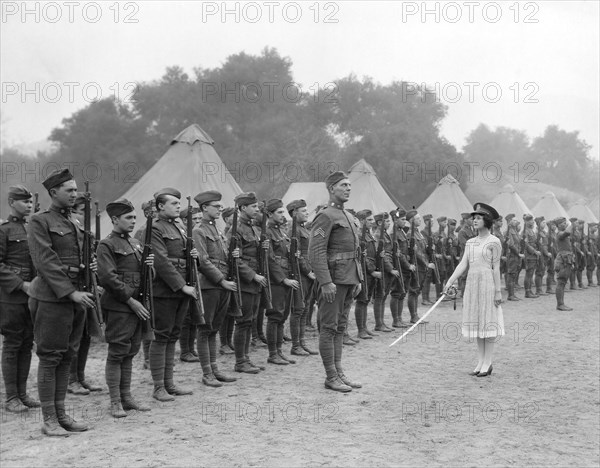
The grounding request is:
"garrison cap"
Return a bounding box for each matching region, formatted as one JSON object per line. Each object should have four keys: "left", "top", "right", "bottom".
{"left": 505, "top": 213, "right": 516, "bottom": 222}
{"left": 577, "top": 219, "right": 585, "bottom": 224}
{"left": 569, "top": 217, "right": 578, "bottom": 223}
{"left": 8, "top": 185, "right": 32, "bottom": 201}
{"left": 42, "top": 168, "right": 73, "bottom": 190}
{"left": 461, "top": 212, "right": 471, "bottom": 220}
{"left": 265, "top": 198, "right": 283, "bottom": 213}
{"left": 554, "top": 217, "right": 567, "bottom": 225}
{"left": 222, "top": 207, "right": 235, "bottom": 218}
{"left": 234, "top": 192, "right": 257, "bottom": 207}
{"left": 406, "top": 209, "right": 418, "bottom": 221}
{"left": 396, "top": 209, "right": 407, "bottom": 219}
{"left": 74, "top": 193, "right": 86, "bottom": 206}
{"left": 106, "top": 198, "right": 134, "bottom": 218}
{"left": 437, "top": 216, "right": 447, "bottom": 223}
{"left": 374, "top": 212, "right": 390, "bottom": 223}
{"left": 286, "top": 199, "right": 307, "bottom": 214}
{"left": 356, "top": 209, "right": 372, "bottom": 221}
{"left": 448, "top": 218, "right": 457, "bottom": 225}
{"left": 324, "top": 171, "right": 348, "bottom": 188}
{"left": 523, "top": 214, "right": 534, "bottom": 222}
{"left": 141, "top": 199, "right": 154, "bottom": 211}
{"left": 471, "top": 202, "right": 500, "bottom": 220}
{"left": 423, "top": 214, "right": 433, "bottom": 221}
{"left": 180, "top": 207, "right": 199, "bottom": 219}
{"left": 534, "top": 216, "right": 545, "bottom": 225}
{"left": 154, "top": 188, "right": 181, "bottom": 199}
{"left": 589, "top": 222, "right": 598, "bottom": 228}
{"left": 194, "top": 190, "right": 221, "bottom": 207}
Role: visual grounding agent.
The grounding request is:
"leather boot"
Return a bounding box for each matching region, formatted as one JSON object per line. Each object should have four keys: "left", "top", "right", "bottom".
{"left": 525, "top": 290, "right": 539, "bottom": 298}
{"left": 106, "top": 359, "right": 126, "bottom": 418}
{"left": 324, "top": 376, "right": 352, "bottom": 392}
{"left": 16, "top": 346, "right": 36, "bottom": 406}
{"left": 5, "top": 396, "right": 28, "bottom": 413}
{"left": 56, "top": 403, "right": 89, "bottom": 432}
{"left": 338, "top": 372, "right": 362, "bottom": 389}
{"left": 211, "top": 363, "right": 237, "bottom": 383}
{"left": 18, "top": 394, "right": 40, "bottom": 408}
{"left": 121, "top": 396, "right": 151, "bottom": 412}
{"left": 390, "top": 297, "right": 401, "bottom": 327}
{"left": 290, "top": 315, "right": 309, "bottom": 355}
{"left": 298, "top": 316, "right": 318, "bottom": 354}
{"left": 277, "top": 324, "right": 296, "bottom": 363}
{"left": 202, "top": 373, "right": 223, "bottom": 388}
{"left": 164, "top": 341, "right": 193, "bottom": 396}
{"left": 343, "top": 331, "right": 357, "bottom": 345}
{"left": 267, "top": 322, "right": 287, "bottom": 365}
{"left": 119, "top": 358, "right": 150, "bottom": 410}
{"left": 556, "top": 284, "right": 573, "bottom": 311}
{"left": 2, "top": 347, "right": 20, "bottom": 409}
{"left": 153, "top": 385, "right": 175, "bottom": 402}
{"left": 535, "top": 277, "right": 548, "bottom": 296}
{"left": 41, "top": 405, "right": 70, "bottom": 437}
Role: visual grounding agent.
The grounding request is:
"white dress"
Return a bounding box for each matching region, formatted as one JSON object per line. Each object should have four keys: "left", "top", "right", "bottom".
{"left": 462, "top": 234, "right": 505, "bottom": 338}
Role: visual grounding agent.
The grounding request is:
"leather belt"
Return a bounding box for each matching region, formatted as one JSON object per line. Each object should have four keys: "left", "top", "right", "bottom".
{"left": 167, "top": 257, "right": 186, "bottom": 267}
{"left": 328, "top": 250, "right": 359, "bottom": 261}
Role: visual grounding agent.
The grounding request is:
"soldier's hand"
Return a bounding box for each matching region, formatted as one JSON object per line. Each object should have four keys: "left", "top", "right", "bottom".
{"left": 181, "top": 285, "right": 197, "bottom": 298}
{"left": 427, "top": 262, "right": 436, "bottom": 269}
{"left": 283, "top": 278, "right": 300, "bottom": 289}
{"left": 371, "top": 271, "right": 382, "bottom": 279}
{"left": 127, "top": 298, "right": 150, "bottom": 320}
{"left": 261, "top": 240, "right": 270, "bottom": 250}
{"left": 391, "top": 269, "right": 400, "bottom": 278}
{"left": 21, "top": 281, "right": 31, "bottom": 295}
{"left": 435, "top": 254, "right": 442, "bottom": 259}
{"left": 295, "top": 251, "right": 301, "bottom": 258}
{"left": 232, "top": 248, "right": 240, "bottom": 258}
{"left": 409, "top": 264, "right": 416, "bottom": 272}
{"left": 308, "top": 272, "right": 316, "bottom": 281}
{"left": 351, "top": 283, "right": 362, "bottom": 298}
{"left": 535, "top": 251, "right": 541, "bottom": 257}
{"left": 145, "top": 254, "right": 155, "bottom": 267}
{"left": 379, "top": 251, "right": 385, "bottom": 258}
{"left": 519, "top": 254, "right": 525, "bottom": 259}
{"left": 254, "top": 274, "right": 268, "bottom": 287}
{"left": 322, "top": 282, "right": 336, "bottom": 303}
{"left": 190, "top": 248, "right": 199, "bottom": 259}
{"left": 87, "top": 259, "right": 98, "bottom": 273}
{"left": 220, "top": 280, "right": 237, "bottom": 291}
{"left": 69, "top": 291, "right": 95, "bottom": 308}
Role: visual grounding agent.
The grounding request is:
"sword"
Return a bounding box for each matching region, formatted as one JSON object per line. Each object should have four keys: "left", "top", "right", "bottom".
{"left": 389, "top": 286, "right": 457, "bottom": 347}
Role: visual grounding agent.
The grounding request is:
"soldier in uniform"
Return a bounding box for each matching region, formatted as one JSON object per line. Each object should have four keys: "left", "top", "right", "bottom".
{"left": 554, "top": 217, "right": 575, "bottom": 311}
{"left": 568, "top": 217, "right": 579, "bottom": 290}
{"left": 389, "top": 209, "right": 412, "bottom": 327}
{"left": 492, "top": 216, "right": 506, "bottom": 285}
{"left": 286, "top": 199, "right": 318, "bottom": 356}
{"left": 576, "top": 220, "right": 588, "bottom": 289}
{"left": 457, "top": 212, "right": 475, "bottom": 298}
{"left": 434, "top": 216, "right": 448, "bottom": 300}
{"left": 546, "top": 219, "right": 557, "bottom": 294}
{"left": 96, "top": 198, "right": 152, "bottom": 417}
{"left": 354, "top": 209, "right": 377, "bottom": 339}
{"left": 229, "top": 192, "right": 269, "bottom": 374}
{"left": 28, "top": 169, "right": 92, "bottom": 436}
{"left": 587, "top": 223, "right": 598, "bottom": 287}
{"left": 218, "top": 205, "right": 237, "bottom": 355}
{"left": 371, "top": 212, "right": 396, "bottom": 332}
{"left": 419, "top": 214, "right": 435, "bottom": 305}
{"left": 522, "top": 214, "right": 540, "bottom": 298}
{"left": 505, "top": 214, "right": 524, "bottom": 301}
{"left": 309, "top": 171, "right": 362, "bottom": 392}
{"left": 263, "top": 199, "right": 299, "bottom": 365}
{"left": 192, "top": 191, "right": 238, "bottom": 387}
{"left": 446, "top": 218, "right": 460, "bottom": 292}
{"left": 534, "top": 217, "right": 550, "bottom": 296}
{"left": 594, "top": 223, "right": 600, "bottom": 286}
{"left": 0, "top": 185, "right": 40, "bottom": 413}
{"left": 67, "top": 194, "right": 103, "bottom": 395}
{"left": 149, "top": 188, "right": 195, "bottom": 402}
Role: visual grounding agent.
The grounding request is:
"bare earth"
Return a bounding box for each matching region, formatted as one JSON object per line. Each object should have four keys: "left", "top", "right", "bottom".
{"left": 1, "top": 287, "right": 599, "bottom": 467}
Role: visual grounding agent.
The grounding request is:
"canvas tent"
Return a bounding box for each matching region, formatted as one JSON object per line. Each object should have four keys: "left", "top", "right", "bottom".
{"left": 281, "top": 182, "right": 329, "bottom": 215}
{"left": 568, "top": 200, "right": 599, "bottom": 224}
{"left": 99, "top": 124, "right": 243, "bottom": 235}
{"left": 417, "top": 174, "right": 472, "bottom": 229}
{"left": 587, "top": 196, "right": 599, "bottom": 219}
{"left": 490, "top": 184, "right": 534, "bottom": 221}
{"left": 532, "top": 191, "right": 569, "bottom": 222}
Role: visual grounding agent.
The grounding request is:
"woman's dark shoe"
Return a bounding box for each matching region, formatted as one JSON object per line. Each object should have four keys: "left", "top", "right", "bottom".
{"left": 469, "top": 370, "right": 480, "bottom": 376}
{"left": 476, "top": 365, "right": 493, "bottom": 377}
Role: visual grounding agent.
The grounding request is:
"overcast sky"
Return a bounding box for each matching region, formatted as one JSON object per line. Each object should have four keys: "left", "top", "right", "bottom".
{"left": 1, "top": 1, "right": 599, "bottom": 159}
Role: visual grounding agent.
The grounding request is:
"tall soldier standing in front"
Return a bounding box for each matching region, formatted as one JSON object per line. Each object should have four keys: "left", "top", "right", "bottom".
{"left": 149, "top": 188, "right": 195, "bottom": 401}
{"left": 0, "top": 185, "right": 40, "bottom": 413}
{"left": 27, "top": 169, "right": 92, "bottom": 436}
{"left": 309, "top": 171, "right": 362, "bottom": 392}
{"left": 96, "top": 198, "right": 152, "bottom": 417}
{"left": 192, "top": 191, "right": 238, "bottom": 387}
{"left": 287, "top": 199, "right": 318, "bottom": 356}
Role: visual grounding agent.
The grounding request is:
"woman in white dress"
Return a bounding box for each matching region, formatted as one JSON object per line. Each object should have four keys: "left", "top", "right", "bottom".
{"left": 444, "top": 203, "right": 504, "bottom": 377}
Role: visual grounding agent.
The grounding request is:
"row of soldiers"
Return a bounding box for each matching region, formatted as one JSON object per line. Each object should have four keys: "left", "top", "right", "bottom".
{"left": 1, "top": 168, "right": 598, "bottom": 436}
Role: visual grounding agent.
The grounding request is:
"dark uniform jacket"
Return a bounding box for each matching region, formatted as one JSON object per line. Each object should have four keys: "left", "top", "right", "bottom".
{"left": 97, "top": 231, "right": 143, "bottom": 313}
{"left": 396, "top": 228, "right": 414, "bottom": 273}
{"left": 27, "top": 205, "right": 84, "bottom": 303}
{"left": 193, "top": 218, "right": 228, "bottom": 289}
{"left": 266, "top": 219, "right": 290, "bottom": 285}
{"left": 523, "top": 228, "right": 538, "bottom": 260}
{"left": 373, "top": 229, "right": 394, "bottom": 274}
{"left": 457, "top": 225, "right": 475, "bottom": 259}
{"left": 151, "top": 215, "right": 187, "bottom": 298}
{"left": 291, "top": 222, "right": 312, "bottom": 278}
{"left": 0, "top": 216, "right": 35, "bottom": 304}
{"left": 230, "top": 212, "right": 262, "bottom": 294}
{"left": 308, "top": 202, "right": 362, "bottom": 286}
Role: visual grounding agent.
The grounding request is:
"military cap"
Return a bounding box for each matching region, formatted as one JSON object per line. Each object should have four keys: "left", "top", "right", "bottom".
{"left": 356, "top": 209, "right": 372, "bottom": 221}
{"left": 106, "top": 198, "right": 134, "bottom": 218}
{"left": 461, "top": 212, "right": 471, "bottom": 220}
{"left": 7, "top": 185, "right": 32, "bottom": 200}
{"left": 286, "top": 199, "right": 307, "bottom": 214}
{"left": 471, "top": 202, "right": 500, "bottom": 220}
{"left": 546, "top": 219, "right": 556, "bottom": 226}
{"left": 523, "top": 214, "right": 534, "bottom": 222}
{"left": 554, "top": 217, "right": 566, "bottom": 225}
{"left": 265, "top": 198, "right": 283, "bottom": 213}
{"left": 222, "top": 207, "right": 235, "bottom": 218}
{"left": 180, "top": 206, "right": 199, "bottom": 219}
{"left": 347, "top": 208, "right": 357, "bottom": 217}
{"left": 505, "top": 213, "right": 516, "bottom": 222}
{"left": 315, "top": 204, "right": 327, "bottom": 214}
{"left": 423, "top": 214, "right": 433, "bottom": 221}
{"left": 234, "top": 192, "right": 257, "bottom": 206}
{"left": 406, "top": 209, "right": 418, "bottom": 221}
{"left": 577, "top": 219, "right": 585, "bottom": 224}
{"left": 42, "top": 168, "right": 73, "bottom": 190}
{"left": 154, "top": 188, "right": 181, "bottom": 199}
{"left": 447, "top": 218, "right": 457, "bottom": 225}
{"left": 194, "top": 190, "right": 221, "bottom": 207}
{"left": 74, "top": 193, "right": 86, "bottom": 206}
{"left": 569, "top": 217, "right": 577, "bottom": 223}
{"left": 324, "top": 171, "right": 348, "bottom": 188}
{"left": 141, "top": 199, "right": 154, "bottom": 211}
{"left": 534, "top": 216, "right": 545, "bottom": 225}
{"left": 589, "top": 222, "right": 598, "bottom": 228}
{"left": 374, "top": 212, "right": 390, "bottom": 223}
{"left": 437, "top": 216, "right": 447, "bottom": 223}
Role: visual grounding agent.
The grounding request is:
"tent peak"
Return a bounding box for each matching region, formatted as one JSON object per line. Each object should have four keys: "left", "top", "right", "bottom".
{"left": 501, "top": 184, "right": 515, "bottom": 193}
{"left": 171, "top": 124, "right": 215, "bottom": 146}
{"left": 438, "top": 174, "right": 459, "bottom": 185}
{"left": 348, "top": 158, "right": 375, "bottom": 174}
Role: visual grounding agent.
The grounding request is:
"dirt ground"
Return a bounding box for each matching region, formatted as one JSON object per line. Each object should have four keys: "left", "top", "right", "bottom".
{"left": 1, "top": 286, "right": 599, "bottom": 467}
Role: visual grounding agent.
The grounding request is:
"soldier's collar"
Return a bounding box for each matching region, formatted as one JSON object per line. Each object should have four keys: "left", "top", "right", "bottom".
{"left": 268, "top": 218, "right": 282, "bottom": 229}
{"left": 239, "top": 213, "right": 253, "bottom": 225}
{"left": 49, "top": 204, "right": 71, "bottom": 216}
{"left": 329, "top": 201, "right": 344, "bottom": 210}
{"left": 201, "top": 218, "right": 216, "bottom": 226}
{"left": 9, "top": 215, "right": 25, "bottom": 223}
{"left": 111, "top": 230, "right": 130, "bottom": 238}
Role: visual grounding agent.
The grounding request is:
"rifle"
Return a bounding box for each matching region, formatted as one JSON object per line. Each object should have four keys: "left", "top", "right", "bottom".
{"left": 258, "top": 202, "right": 273, "bottom": 309}
{"left": 288, "top": 214, "right": 305, "bottom": 309}
{"left": 408, "top": 212, "right": 420, "bottom": 288}
{"left": 33, "top": 193, "right": 40, "bottom": 213}
{"left": 94, "top": 201, "right": 101, "bottom": 251}
{"left": 426, "top": 220, "right": 441, "bottom": 284}
{"left": 82, "top": 181, "right": 104, "bottom": 337}
{"left": 358, "top": 219, "right": 370, "bottom": 301}
{"left": 227, "top": 209, "right": 243, "bottom": 317}
{"left": 375, "top": 216, "right": 387, "bottom": 295}
{"left": 446, "top": 223, "right": 456, "bottom": 272}
{"left": 139, "top": 201, "right": 155, "bottom": 337}
{"left": 185, "top": 197, "right": 205, "bottom": 325}
{"left": 391, "top": 223, "right": 405, "bottom": 294}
